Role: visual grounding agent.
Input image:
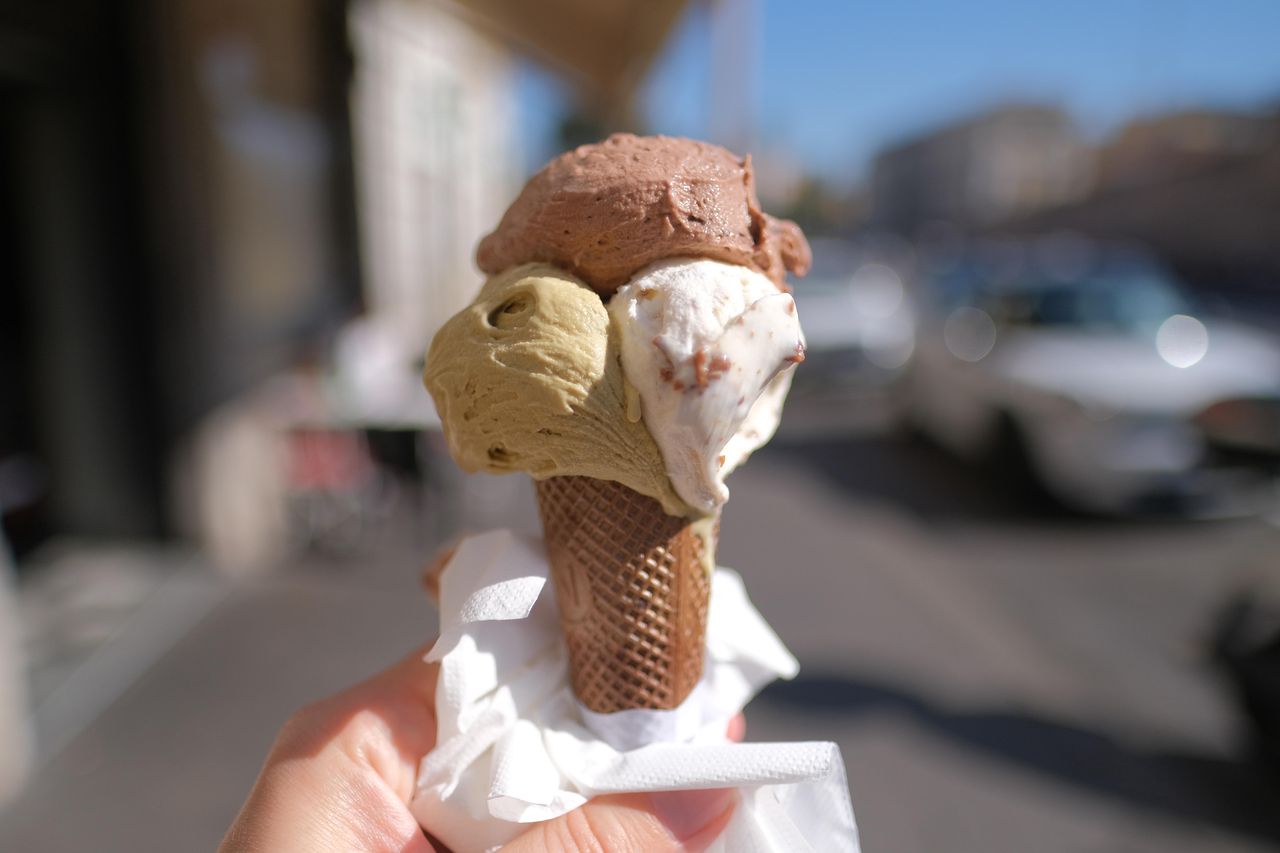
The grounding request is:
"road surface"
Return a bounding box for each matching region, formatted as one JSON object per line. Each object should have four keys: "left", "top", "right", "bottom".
{"left": 1, "top": 427, "right": 1277, "bottom": 852}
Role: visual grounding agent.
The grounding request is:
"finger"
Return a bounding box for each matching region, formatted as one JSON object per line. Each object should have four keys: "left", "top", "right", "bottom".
{"left": 362, "top": 643, "right": 438, "bottom": 710}
{"left": 273, "top": 645, "right": 439, "bottom": 801}
{"left": 727, "top": 713, "right": 746, "bottom": 743}
{"left": 339, "top": 645, "right": 439, "bottom": 791}
{"left": 220, "top": 645, "right": 444, "bottom": 853}
{"left": 293, "top": 645, "right": 438, "bottom": 753}
{"left": 499, "top": 789, "right": 735, "bottom": 853}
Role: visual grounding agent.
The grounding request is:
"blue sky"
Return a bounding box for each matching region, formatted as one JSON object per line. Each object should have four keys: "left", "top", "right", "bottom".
{"left": 516, "top": 0, "right": 1280, "bottom": 185}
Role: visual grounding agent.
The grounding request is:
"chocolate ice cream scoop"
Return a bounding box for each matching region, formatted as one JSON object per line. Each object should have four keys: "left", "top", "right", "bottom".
{"left": 476, "top": 134, "right": 811, "bottom": 294}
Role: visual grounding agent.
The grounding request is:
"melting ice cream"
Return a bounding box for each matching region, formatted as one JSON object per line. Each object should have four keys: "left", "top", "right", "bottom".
{"left": 609, "top": 258, "right": 805, "bottom": 513}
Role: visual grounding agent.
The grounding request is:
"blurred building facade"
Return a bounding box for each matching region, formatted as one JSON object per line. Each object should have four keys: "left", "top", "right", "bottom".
{"left": 1015, "top": 107, "right": 1280, "bottom": 289}
{"left": 342, "top": 0, "right": 690, "bottom": 384}
{"left": 868, "top": 99, "right": 1280, "bottom": 297}
{"left": 0, "top": 1, "right": 359, "bottom": 558}
{"left": 1, "top": 0, "right": 691, "bottom": 564}
{"left": 870, "top": 105, "right": 1094, "bottom": 235}
{"left": 1096, "top": 109, "right": 1279, "bottom": 193}
{"left": 348, "top": 0, "right": 517, "bottom": 364}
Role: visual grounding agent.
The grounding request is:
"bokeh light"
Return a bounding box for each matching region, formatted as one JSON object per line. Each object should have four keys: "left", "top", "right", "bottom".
{"left": 1156, "top": 314, "right": 1210, "bottom": 368}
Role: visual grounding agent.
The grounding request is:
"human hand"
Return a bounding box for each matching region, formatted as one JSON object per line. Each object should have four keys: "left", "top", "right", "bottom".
{"left": 219, "top": 646, "right": 740, "bottom": 853}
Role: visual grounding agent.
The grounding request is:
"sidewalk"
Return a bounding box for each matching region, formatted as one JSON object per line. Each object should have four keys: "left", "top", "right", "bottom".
{"left": 0, "top": 470, "right": 536, "bottom": 852}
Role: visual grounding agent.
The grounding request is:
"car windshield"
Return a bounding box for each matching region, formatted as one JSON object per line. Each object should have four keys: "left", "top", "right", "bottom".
{"left": 991, "top": 270, "right": 1191, "bottom": 333}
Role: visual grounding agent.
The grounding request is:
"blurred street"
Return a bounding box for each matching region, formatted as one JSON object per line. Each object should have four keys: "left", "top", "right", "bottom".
{"left": 738, "top": 430, "right": 1280, "bottom": 852}
{"left": 2, "top": 406, "right": 1278, "bottom": 852}
{"left": 3, "top": 2, "right": 1280, "bottom": 851}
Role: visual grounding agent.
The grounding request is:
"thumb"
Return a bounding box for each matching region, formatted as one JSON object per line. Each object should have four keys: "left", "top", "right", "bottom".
{"left": 499, "top": 789, "right": 736, "bottom": 853}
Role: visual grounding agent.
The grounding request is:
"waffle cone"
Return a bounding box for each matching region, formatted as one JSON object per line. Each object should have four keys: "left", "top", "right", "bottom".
{"left": 534, "top": 475, "right": 714, "bottom": 713}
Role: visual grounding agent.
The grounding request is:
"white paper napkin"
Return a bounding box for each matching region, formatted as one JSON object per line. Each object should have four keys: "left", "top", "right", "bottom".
{"left": 410, "top": 529, "right": 859, "bottom": 853}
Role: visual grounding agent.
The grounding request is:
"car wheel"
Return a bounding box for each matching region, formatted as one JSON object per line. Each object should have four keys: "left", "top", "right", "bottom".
{"left": 986, "top": 413, "right": 1058, "bottom": 513}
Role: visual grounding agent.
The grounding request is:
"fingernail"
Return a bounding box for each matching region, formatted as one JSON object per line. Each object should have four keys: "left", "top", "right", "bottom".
{"left": 649, "top": 788, "right": 736, "bottom": 844}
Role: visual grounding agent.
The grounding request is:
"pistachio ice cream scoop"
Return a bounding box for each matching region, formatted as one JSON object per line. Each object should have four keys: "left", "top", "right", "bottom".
{"left": 424, "top": 262, "right": 690, "bottom": 516}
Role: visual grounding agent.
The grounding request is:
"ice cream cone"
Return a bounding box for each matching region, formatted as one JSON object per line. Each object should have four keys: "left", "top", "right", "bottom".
{"left": 534, "top": 475, "right": 715, "bottom": 713}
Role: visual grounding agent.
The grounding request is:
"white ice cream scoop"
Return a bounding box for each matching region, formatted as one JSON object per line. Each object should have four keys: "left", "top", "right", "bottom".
{"left": 609, "top": 258, "right": 805, "bottom": 513}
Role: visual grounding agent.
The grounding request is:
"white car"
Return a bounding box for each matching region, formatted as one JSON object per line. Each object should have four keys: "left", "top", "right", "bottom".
{"left": 907, "top": 245, "right": 1280, "bottom": 514}
{"left": 790, "top": 238, "right": 915, "bottom": 388}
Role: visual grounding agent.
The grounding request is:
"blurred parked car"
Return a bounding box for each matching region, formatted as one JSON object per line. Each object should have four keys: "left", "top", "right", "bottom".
{"left": 792, "top": 237, "right": 916, "bottom": 391}
{"left": 906, "top": 238, "right": 1280, "bottom": 514}
{"left": 1214, "top": 590, "right": 1280, "bottom": 767}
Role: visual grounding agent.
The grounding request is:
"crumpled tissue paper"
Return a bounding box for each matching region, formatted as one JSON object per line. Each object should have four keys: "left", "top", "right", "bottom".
{"left": 410, "top": 529, "right": 859, "bottom": 853}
